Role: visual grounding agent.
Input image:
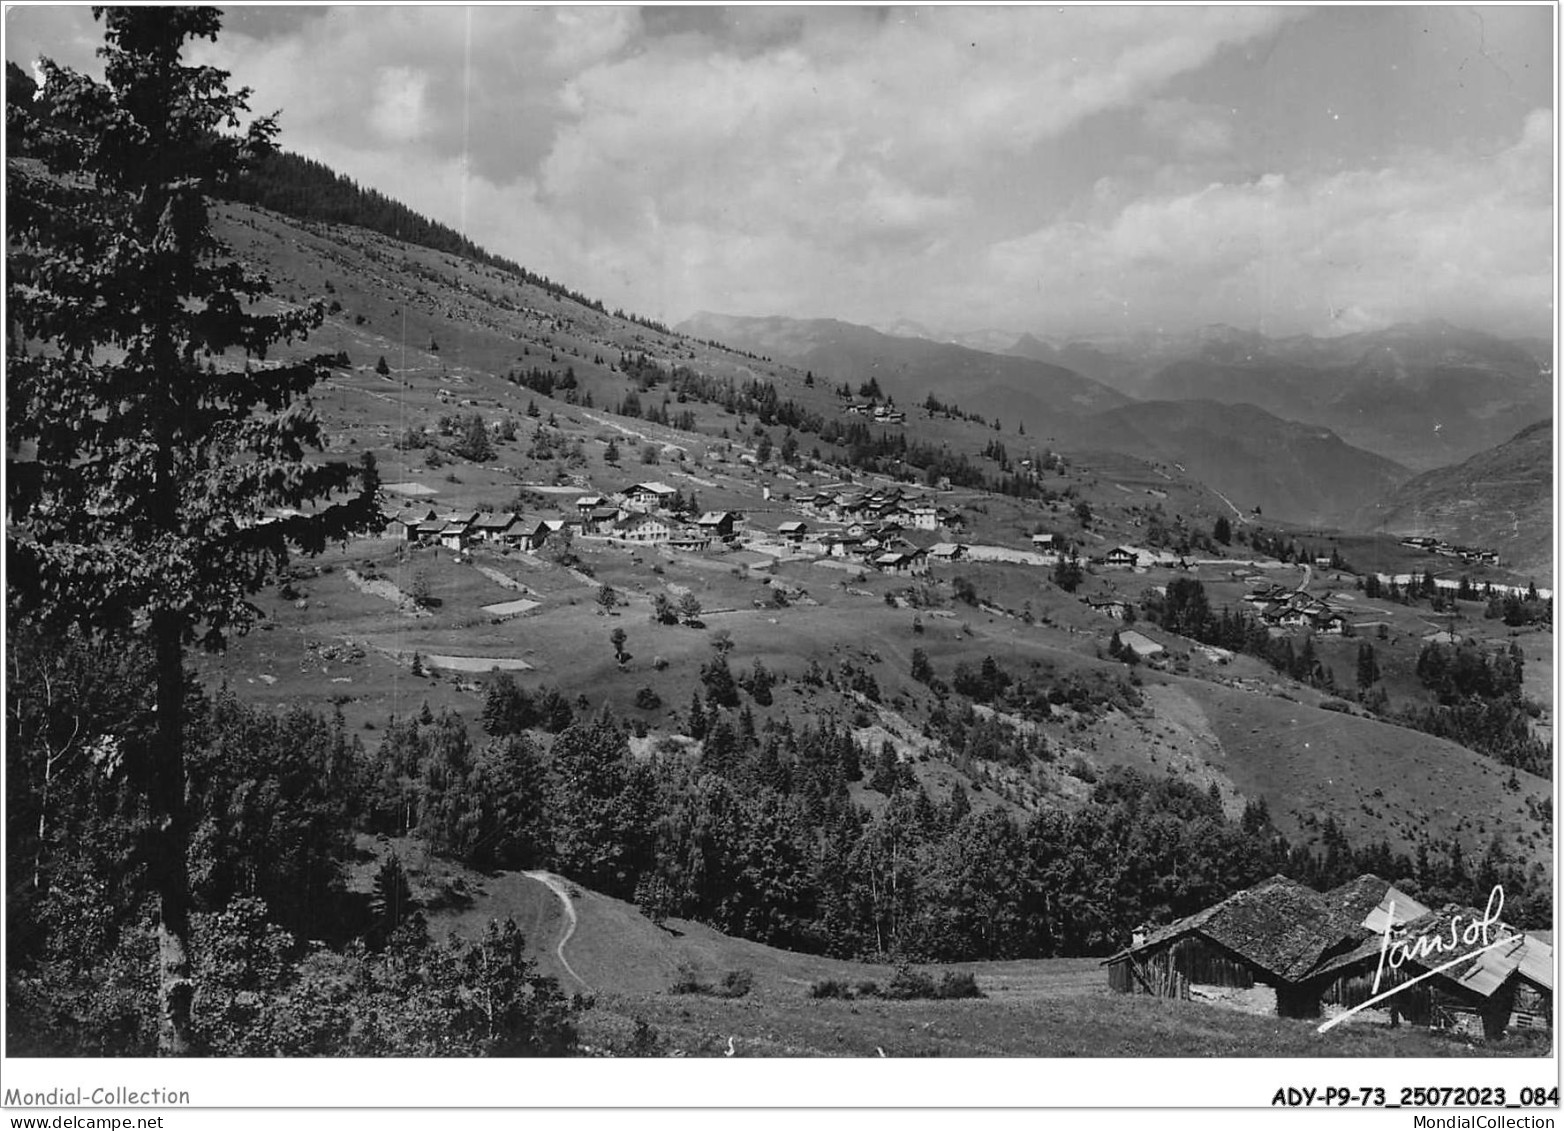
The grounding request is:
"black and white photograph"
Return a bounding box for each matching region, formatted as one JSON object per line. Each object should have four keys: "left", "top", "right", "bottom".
{"left": 3, "top": 1, "right": 1557, "bottom": 1117}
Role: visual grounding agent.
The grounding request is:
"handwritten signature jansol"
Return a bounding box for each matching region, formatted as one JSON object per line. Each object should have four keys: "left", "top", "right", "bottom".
{"left": 1317, "top": 885, "right": 1518, "bottom": 1034}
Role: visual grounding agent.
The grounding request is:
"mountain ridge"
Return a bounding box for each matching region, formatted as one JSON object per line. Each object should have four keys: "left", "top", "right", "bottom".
{"left": 1358, "top": 419, "right": 1553, "bottom": 576}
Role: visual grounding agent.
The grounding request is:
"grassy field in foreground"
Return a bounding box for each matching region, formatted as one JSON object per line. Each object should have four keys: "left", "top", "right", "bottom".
{"left": 580, "top": 989, "right": 1556, "bottom": 1060}
{"left": 376, "top": 843, "right": 1552, "bottom": 1060}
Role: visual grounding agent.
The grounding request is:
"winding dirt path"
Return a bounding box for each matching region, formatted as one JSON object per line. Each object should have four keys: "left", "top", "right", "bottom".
{"left": 523, "top": 870, "right": 587, "bottom": 990}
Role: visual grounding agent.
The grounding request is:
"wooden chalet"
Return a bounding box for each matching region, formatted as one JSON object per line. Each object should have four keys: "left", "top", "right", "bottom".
{"left": 777, "top": 520, "right": 809, "bottom": 544}
{"left": 694, "top": 510, "right": 739, "bottom": 541}
{"left": 384, "top": 508, "right": 435, "bottom": 542}
{"left": 626, "top": 481, "right": 678, "bottom": 512}
{"left": 504, "top": 516, "right": 552, "bottom": 551}
{"left": 928, "top": 542, "right": 965, "bottom": 562}
{"left": 826, "top": 534, "right": 869, "bottom": 560}
{"left": 472, "top": 512, "right": 521, "bottom": 542}
{"left": 873, "top": 549, "right": 928, "bottom": 577}
{"left": 1088, "top": 598, "right": 1133, "bottom": 621}
{"left": 614, "top": 513, "right": 671, "bottom": 544}
{"left": 579, "top": 507, "right": 620, "bottom": 535}
{"left": 1103, "top": 546, "right": 1139, "bottom": 568}
{"left": 1104, "top": 875, "right": 1368, "bottom": 1017}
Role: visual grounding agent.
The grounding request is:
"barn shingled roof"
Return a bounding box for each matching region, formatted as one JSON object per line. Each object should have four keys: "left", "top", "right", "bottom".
{"left": 1324, "top": 874, "right": 1428, "bottom": 930}
{"left": 1122, "top": 875, "right": 1360, "bottom": 982}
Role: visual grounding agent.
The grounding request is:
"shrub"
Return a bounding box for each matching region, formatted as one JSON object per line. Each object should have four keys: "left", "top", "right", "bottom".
{"left": 809, "top": 979, "right": 852, "bottom": 1000}
{"left": 634, "top": 687, "right": 662, "bottom": 711}
{"left": 717, "top": 969, "right": 754, "bottom": 999}
{"left": 936, "top": 971, "right": 983, "bottom": 999}
{"left": 854, "top": 980, "right": 883, "bottom": 999}
{"left": 668, "top": 962, "right": 708, "bottom": 996}
{"left": 884, "top": 964, "right": 937, "bottom": 1001}
{"left": 1065, "top": 757, "right": 1097, "bottom": 784}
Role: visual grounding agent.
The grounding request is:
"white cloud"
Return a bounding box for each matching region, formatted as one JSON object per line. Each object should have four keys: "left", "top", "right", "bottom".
{"left": 157, "top": 6, "right": 1547, "bottom": 338}
{"left": 985, "top": 110, "right": 1554, "bottom": 337}
{"left": 368, "top": 67, "right": 432, "bottom": 143}
{"left": 1143, "top": 99, "right": 1236, "bottom": 158}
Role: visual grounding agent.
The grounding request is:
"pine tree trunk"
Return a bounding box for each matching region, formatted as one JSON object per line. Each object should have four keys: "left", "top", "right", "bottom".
{"left": 152, "top": 614, "right": 194, "bottom": 1056}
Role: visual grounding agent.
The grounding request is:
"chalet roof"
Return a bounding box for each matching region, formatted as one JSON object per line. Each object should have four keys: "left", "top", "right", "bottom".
{"left": 778, "top": 521, "right": 807, "bottom": 533}
{"left": 474, "top": 511, "right": 519, "bottom": 530}
{"left": 695, "top": 511, "right": 735, "bottom": 525}
{"left": 928, "top": 542, "right": 962, "bottom": 556}
{"left": 1325, "top": 875, "right": 1429, "bottom": 933}
{"left": 631, "top": 481, "right": 677, "bottom": 496}
{"left": 441, "top": 511, "right": 479, "bottom": 526}
{"left": 1115, "top": 875, "right": 1357, "bottom": 983}
{"left": 575, "top": 494, "right": 606, "bottom": 508}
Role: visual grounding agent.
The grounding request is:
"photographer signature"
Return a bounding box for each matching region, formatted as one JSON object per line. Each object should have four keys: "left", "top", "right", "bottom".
{"left": 1317, "top": 884, "right": 1517, "bottom": 1033}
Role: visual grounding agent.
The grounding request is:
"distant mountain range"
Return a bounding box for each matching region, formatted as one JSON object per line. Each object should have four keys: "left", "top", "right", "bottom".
{"left": 1010, "top": 320, "right": 1552, "bottom": 473}
{"left": 1359, "top": 419, "right": 1553, "bottom": 577}
{"left": 679, "top": 311, "right": 1128, "bottom": 425}
{"left": 679, "top": 311, "right": 1415, "bottom": 527}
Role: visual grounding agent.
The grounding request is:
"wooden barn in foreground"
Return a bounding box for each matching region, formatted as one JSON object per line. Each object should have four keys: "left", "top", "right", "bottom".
{"left": 1104, "top": 875, "right": 1366, "bottom": 1017}
{"left": 1106, "top": 873, "right": 1553, "bottom": 1037}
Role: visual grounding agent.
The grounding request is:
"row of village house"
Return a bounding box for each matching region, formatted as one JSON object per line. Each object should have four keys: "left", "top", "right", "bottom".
{"left": 795, "top": 483, "right": 962, "bottom": 531}
{"left": 1398, "top": 535, "right": 1501, "bottom": 566}
{"left": 1106, "top": 873, "right": 1552, "bottom": 1037}
{"left": 377, "top": 481, "right": 965, "bottom": 576}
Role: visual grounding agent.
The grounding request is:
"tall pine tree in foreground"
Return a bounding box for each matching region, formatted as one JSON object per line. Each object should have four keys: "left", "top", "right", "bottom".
{"left": 7, "top": 8, "right": 379, "bottom": 1054}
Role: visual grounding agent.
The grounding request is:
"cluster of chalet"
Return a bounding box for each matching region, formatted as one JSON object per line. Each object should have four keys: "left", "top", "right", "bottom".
{"left": 578, "top": 482, "right": 742, "bottom": 552}
{"left": 798, "top": 484, "right": 961, "bottom": 533}
{"left": 1106, "top": 874, "right": 1552, "bottom": 1038}
{"left": 380, "top": 482, "right": 744, "bottom": 555}
{"left": 1243, "top": 584, "right": 1349, "bottom": 635}
{"left": 382, "top": 507, "right": 562, "bottom": 553}
{"left": 1399, "top": 536, "right": 1500, "bottom": 566}
{"left": 841, "top": 401, "right": 907, "bottom": 424}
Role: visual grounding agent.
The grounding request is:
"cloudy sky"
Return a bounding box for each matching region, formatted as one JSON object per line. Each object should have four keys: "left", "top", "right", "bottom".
{"left": 6, "top": 4, "right": 1554, "bottom": 341}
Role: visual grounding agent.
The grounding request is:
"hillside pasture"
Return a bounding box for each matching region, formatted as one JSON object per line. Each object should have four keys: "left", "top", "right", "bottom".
{"left": 384, "top": 844, "right": 1549, "bottom": 1060}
